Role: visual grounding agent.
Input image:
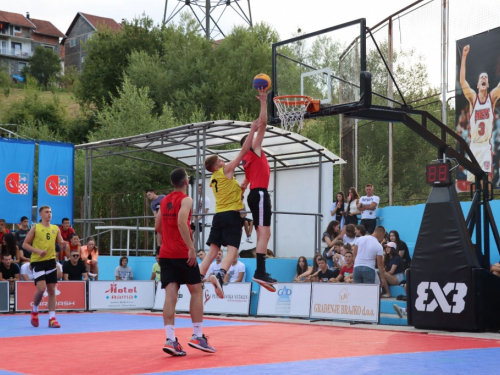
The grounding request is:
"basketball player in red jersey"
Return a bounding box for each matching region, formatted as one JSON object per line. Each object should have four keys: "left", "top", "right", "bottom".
{"left": 460, "top": 44, "right": 500, "bottom": 182}
{"left": 240, "top": 89, "right": 277, "bottom": 291}
{"left": 155, "top": 167, "right": 215, "bottom": 356}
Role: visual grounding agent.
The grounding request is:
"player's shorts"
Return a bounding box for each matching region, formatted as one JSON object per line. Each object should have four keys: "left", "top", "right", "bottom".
{"left": 31, "top": 259, "right": 58, "bottom": 285}
{"left": 467, "top": 142, "right": 492, "bottom": 182}
{"left": 206, "top": 211, "right": 242, "bottom": 249}
{"left": 241, "top": 217, "right": 252, "bottom": 226}
{"left": 247, "top": 188, "right": 272, "bottom": 228}
{"left": 159, "top": 258, "right": 201, "bottom": 287}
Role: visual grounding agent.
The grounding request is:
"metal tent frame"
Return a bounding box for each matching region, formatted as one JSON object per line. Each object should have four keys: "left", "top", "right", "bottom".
{"left": 75, "top": 120, "right": 345, "bottom": 255}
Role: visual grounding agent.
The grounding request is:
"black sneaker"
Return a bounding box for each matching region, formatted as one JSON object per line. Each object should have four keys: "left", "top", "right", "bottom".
{"left": 209, "top": 273, "right": 224, "bottom": 299}
{"left": 253, "top": 272, "right": 277, "bottom": 292}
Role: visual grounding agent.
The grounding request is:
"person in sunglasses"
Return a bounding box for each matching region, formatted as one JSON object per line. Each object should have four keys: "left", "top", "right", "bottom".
{"left": 63, "top": 249, "right": 88, "bottom": 281}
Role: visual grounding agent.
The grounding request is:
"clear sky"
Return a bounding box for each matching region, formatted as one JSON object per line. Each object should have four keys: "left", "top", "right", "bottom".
{"left": 5, "top": 1, "right": 416, "bottom": 40}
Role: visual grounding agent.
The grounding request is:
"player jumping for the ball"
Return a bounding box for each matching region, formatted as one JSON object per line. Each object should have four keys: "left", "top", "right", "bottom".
{"left": 240, "top": 89, "right": 277, "bottom": 291}
{"left": 460, "top": 44, "right": 500, "bottom": 182}
{"left": 200, "top": 119, "right": 260, "bottom": 298}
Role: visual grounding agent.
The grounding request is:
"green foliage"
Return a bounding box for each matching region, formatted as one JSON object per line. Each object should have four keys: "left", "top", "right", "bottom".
{"left": 58, "top": 64, "right": 79, "bottom": 89}
{"left": 22, "top": 46, "right": 62, "bottom": 87}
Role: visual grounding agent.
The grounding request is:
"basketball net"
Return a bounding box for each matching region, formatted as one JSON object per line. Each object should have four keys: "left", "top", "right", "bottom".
{"left": 273, "top": 95, "right": 312, "bottom": 132}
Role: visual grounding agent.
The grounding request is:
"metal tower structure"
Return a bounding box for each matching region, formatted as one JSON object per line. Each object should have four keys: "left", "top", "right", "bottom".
{"left": 163, "top": 0, "right": 252, "bottom": 40}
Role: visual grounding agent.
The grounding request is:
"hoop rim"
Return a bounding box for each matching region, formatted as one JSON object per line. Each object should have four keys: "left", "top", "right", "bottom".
{"left": 273, "top": 95, "right": 312, "bottom": 106}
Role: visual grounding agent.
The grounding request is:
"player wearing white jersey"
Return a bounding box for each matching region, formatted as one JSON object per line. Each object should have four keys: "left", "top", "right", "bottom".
{"left": 460, "top": 45, "right": 500, "bottom": 182}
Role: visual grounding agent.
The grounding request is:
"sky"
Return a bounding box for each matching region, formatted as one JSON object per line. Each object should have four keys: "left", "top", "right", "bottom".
{"left": 5, "top": 1, "right": 416, "bottom": 40}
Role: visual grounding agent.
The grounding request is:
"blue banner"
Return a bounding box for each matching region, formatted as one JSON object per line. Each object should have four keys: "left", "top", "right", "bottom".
{"left": 0, "top": 138, "right": 35, "bottom": 223}
{"left": 37, "top": 141, "right": 74, "bottom": 225}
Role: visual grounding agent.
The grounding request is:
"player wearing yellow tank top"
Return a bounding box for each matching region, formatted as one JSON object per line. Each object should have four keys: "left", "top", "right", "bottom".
{"left": 23, "top": 205, "right": 65, "bottom": 328}
{"left": 198, "top": 119, "right": 260, "bottom": 299}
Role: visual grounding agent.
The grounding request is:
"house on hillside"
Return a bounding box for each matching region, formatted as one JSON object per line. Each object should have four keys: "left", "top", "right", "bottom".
{"left": 0, "top": 10, "right": 65, "bottom": 77}
{"left": 62, "top": 12, "right": 123, "bottom": 73}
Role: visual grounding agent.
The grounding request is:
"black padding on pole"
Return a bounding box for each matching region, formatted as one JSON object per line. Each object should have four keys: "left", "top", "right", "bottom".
{"left": 359, "top": 71, "right": 371, "bottom": 109}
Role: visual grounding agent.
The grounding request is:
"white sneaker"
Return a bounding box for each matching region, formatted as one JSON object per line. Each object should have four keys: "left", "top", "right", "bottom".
{"left": 246, "top": 237, "right": 253, "bottom": 243}
{"left": 393, "top": 304, "right": 406, "bottom": 318}
{"left": 89, "top": 273, "right": 97, "bottom": 278}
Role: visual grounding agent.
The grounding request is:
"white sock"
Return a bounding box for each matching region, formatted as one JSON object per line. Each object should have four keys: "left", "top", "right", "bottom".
{"left": 165, "top": 325, "right": 175, "bottom": 341}
{"left": 402, "top": 307, "right": 407, "bottom": 315}
{"left": 192, "top": 322, "right": 203, "bottom": 337}
{"left": 49, "top": 311, "right": 55, "bottom": 319}
{"left": 32, "top": 305, "right": 39, "bottom": 312}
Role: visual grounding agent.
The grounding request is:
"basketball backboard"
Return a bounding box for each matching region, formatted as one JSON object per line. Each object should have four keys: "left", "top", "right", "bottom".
{"left": 269, "top": 18, "right": 370, "bottom": 124}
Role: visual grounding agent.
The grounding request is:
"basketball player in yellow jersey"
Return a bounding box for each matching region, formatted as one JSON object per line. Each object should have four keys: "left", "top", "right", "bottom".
{"left": 199, "top": 119, "right": 260, "bottom": 298}
{"left": 460, "top": 45, "right": 500, "bottom": 182}
{"left": 23, "top": 206, "right": 66, "bottom": 328}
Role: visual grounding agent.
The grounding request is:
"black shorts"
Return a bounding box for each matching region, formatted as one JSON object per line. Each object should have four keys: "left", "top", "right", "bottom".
{"left": 31, "top": 259, "right": 58, "bottom": 285}
{"left": 206, "top": 211, "right": 242, "bottom": 249}
{"left": 248, "top": 188, "right": 272, "bottom": 228}
{"left": 241, "top": 217, "right": 252, "bottom": 226}
{"left": 159, "top": 258, "right": 201, "bottom": 287}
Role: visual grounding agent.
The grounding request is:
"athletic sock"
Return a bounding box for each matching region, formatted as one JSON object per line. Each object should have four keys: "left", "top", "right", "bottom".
{"left": 219, "top": 268, "right": 227, "bottom": 278}
{"left": 192, "top": 322, "right": 203, "bottom": 337}
{"left": 165, "top": 325, "right": 175, "bottom": 341}
{"left": 49, "top": 311, "right": 55, "bottom": 319}
{"left": 257, "top": 253, "right": 266, "bottom": 274}
{"left": 32, "top": 305, "right": 39, "bottom": 313}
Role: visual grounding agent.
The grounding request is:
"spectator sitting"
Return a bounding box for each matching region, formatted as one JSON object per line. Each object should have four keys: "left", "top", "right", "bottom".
{"left": 380, "top": 242, "right": 405, "bottom": 297}
{"left": 197, "top": 249, "right": 206, "bottom": 262}
{"left": 240, "top": 206, "right": 254, "bottom": 243}
{"left": 330, "top": 251, "right": 354, "bottom": 283}
{"left": 355, "top": 224, "right": 367, "bottom": 238}
{"left": 0, "top": 218, "right": 10, "bottom": 244}
{"left": 1, "top": 233, "right": 21, "bottom": 267}
{"left": 204, "top": 249, "right": 223, "bottom": 282}
{"left": 80, "top": 236, "right": 99, "bottom": 280}
{"left": 15, "top": 216, "right": 30, "bottom": 250}
{"left": 115, "top": 256, "right": 133, "bottom": 280}
{"left": 68, "top": 233, "right": 81, "bottom": 259}
{"left": 324, "top": 240, "right": 343, "bottom": 269}
{"left": 63, "top": 250, "right": 88, "bottom": 281}
{"left": 298, "top": 253, "right": 321, "bottom": 281}
{"left": 150, "top": 252, "right": 160, "bottom": 285}
{"left": 59, "top": 218, "right": 75, "bottom": 261}
{"left": 343, "top": 224, "right": 357, "bottom": 245}
{"left": 389, "top": 230, "right": 411, "bottom": 270}
{"left": 293, "top": 256, "right": 311, "bottom": 282}
{"left": 224, "top": 257, "right": 246, "bottom": 283}
{"left": 309, "top": 256, "right": 337, "bottom": 282}
{"left": 0, "top": 253, "right": 20, "bottom": 293}
{"left": 322, "top": 220, "right": 342, "bottom": 249}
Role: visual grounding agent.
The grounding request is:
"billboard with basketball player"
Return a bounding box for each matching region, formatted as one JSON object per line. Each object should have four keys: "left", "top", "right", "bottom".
{"left": 455, "top": 27, "right": 500, "bottom": 191}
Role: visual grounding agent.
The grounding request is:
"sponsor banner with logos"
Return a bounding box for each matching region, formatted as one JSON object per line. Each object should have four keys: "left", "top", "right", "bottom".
{"left": 310, "top": 283, "right": 380, "bottom": 323}
{"left": 256, "top": 283, "right": 311, "bottom": 317}
{"left": 89, "top": 281, "right": 155, "bottom": 310}
{"left": 15, "top": 281, "right": 86, "bottom": 312}
{"left": 0, "top": 282, "right": 9, "bottom": 312}
{"left": 153, "top": 282, "right": 251, "bottom": 315}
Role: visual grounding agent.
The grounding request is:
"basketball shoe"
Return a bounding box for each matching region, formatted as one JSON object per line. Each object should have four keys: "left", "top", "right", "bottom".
{"left": 253, "top": 272, "right": 277, "bottom": 292}
{"left": 188, "top": 334, "right": 216, "bottom": 353}
{"left": 163, "top": 338, "right": 186, "bottom": 356}
{"left": 30, "top": 311, "right": 39, "bottom": 327}
{"left": 209, "top": 273, "right": 224, "bottom": 299}
{"left": 48, "top": 317, "right": 61, "bottom": 328}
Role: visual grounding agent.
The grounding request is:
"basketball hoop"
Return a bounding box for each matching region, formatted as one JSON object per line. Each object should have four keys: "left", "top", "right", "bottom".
{"left": 273, "top": 95, "right": 312, "bottom": 132}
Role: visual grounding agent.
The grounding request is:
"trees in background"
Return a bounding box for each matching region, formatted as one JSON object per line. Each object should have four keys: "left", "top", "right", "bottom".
{"left": 22, "top": 46, "right": 61, "bottom": 87}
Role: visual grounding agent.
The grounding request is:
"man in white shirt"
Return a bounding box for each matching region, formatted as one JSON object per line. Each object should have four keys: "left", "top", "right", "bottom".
{"left": 224, "top": 257, "right": 245, "bottom": 283}
{"left": 203, "top": 250, "right": 223, "bottom": 282}
{"left": 357, "top": 184, "right": 380, "bottom": 234}
{"left": 352, "top": 226, "right": 386, "bottom": 284}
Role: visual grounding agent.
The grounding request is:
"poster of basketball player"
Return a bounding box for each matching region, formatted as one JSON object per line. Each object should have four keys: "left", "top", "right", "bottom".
{"left": 455, "top": 27, "right": 500, "bottom": 191}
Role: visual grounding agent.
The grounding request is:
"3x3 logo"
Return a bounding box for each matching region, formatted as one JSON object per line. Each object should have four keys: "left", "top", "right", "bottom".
{"left": 414, "top": 282, "right": 467, "bottom": 314}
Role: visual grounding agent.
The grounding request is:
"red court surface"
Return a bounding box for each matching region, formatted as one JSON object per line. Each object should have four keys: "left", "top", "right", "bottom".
{"left": 1, "top": 312, "right": 500, "bottom": 375}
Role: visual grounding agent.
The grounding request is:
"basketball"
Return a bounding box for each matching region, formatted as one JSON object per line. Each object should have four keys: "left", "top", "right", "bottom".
{"left": 253, "top": 73, "right": 271, "bottom": 91}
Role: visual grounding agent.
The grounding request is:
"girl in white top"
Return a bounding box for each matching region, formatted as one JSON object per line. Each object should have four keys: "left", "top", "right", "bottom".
{"left": 345, "top": 187, "right": 361, "bottom": 225}
{"left": 343, "top": 224, "right": 357, "bottom": 245}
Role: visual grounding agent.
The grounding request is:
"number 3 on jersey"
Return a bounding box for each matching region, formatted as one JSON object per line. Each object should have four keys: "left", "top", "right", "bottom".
{"left": 478, "top": 122, "right": 485, "bottom": 136}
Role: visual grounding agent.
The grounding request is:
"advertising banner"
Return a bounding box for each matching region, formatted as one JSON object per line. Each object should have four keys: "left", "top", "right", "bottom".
{"left": 37, "top": 141, "right": 74, "bottom": 224}
{"left": 153, "top": 282, "right": 251, "bottom": 315}
{"left": 15, "top": 281, "right": 86, "bottom": 311}
{"left": 0, "top": 281, "right": 9, "bottom": 312}
{"left": 0, "top": 138, "right": 35, "bottom": 223}
{"left": 89, "top": 281, "right": 155, "bottom": 310}
{"left": 455, "top": 27, "right": 500, "bottom": 190}
{"left": 310, "top": 283, "right": 380, "bottom": 323}
{"left": 257, "top": 283, "right": 311, "bottom": 317}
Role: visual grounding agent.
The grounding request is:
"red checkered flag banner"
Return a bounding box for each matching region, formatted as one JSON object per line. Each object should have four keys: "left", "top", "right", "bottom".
{"left": 37, "top": 141, "right": 74, "bottom": 224}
